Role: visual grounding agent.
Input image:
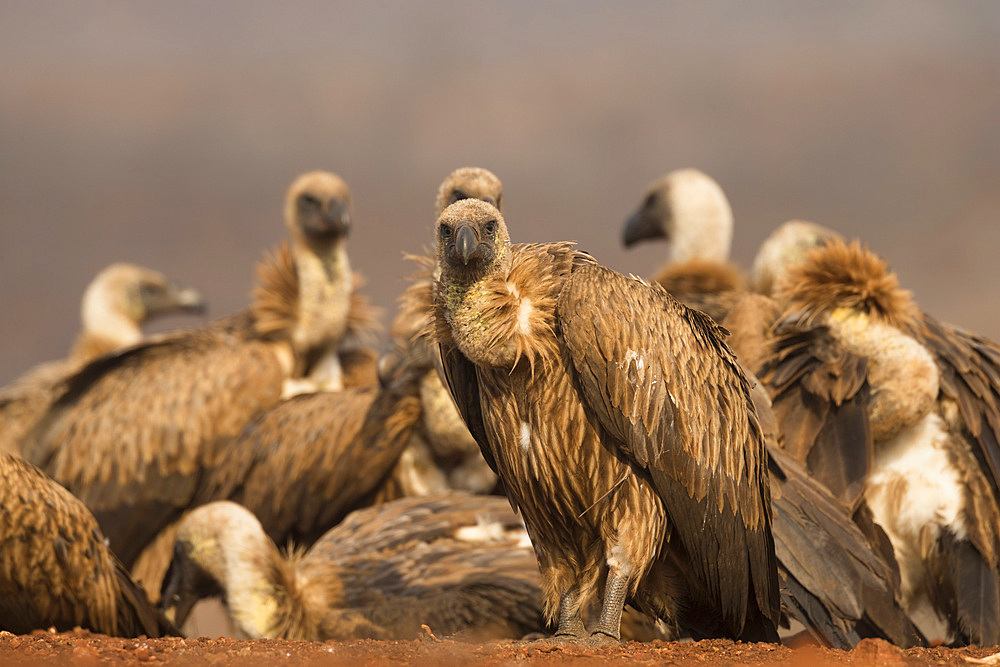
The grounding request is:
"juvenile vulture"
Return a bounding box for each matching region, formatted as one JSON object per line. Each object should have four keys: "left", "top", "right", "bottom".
{"left": 21, "top": 171, "right": 376, "bottom": 570}
{"left": 160, "top": 494, "right": 544, "bottom": 640}
{"left": 0, "top": 453, "right": 175, "bottom": 637}
{"left": 433, "top": 198, "right": 780, "bottom": 642}
{"left": 621, "top": 168, "right": 745, "bottom": 321}
{"left": 0, "top": 263, "right": 204, "bottom": 451}
{"left": 760, "top": 238, "right": 1000, "bottom": 645}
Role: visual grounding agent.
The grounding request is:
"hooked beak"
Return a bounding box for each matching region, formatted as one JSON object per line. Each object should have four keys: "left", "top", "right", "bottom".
{"left": 455, "top": 223, "right": 479, "bottom": 265}
{"left": 144, "top": 284, "right": 207, "bottom": 318}
{"left": 622, "top": 206, "right": 667, "bottom": 247}
{"left": 323, "top": 198, "right": 352, "bottom": 236}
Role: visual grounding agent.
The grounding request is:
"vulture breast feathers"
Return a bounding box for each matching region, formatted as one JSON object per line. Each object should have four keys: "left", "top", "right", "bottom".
{"left": 433, "top": 198, "right": 779, "bottom": 642}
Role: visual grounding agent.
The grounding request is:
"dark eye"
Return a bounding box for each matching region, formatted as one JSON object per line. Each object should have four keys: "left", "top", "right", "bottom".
{"left": 644, "top": 192, "right": 657, "bottom": 208}
{"left": 449, "top": 189, "right": 467, "bottom": 204}
{"left": 482, "top": 197, "right": 496, "bottom": 207}
{"left": 439, "top": 224, "right": 451, "bottom": 239}
{"left": 298, "top": 194, "right": 320, "bottom": 209}
{"left": 484, "top": 221, "right": 497, "bottom": 235}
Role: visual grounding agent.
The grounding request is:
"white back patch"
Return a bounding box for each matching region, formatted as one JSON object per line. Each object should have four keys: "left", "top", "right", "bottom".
{"left": 516, "top": 297, "right": 533, "bottom": 335}
{"left": 519, "top": 420, "right": 531, "bottom": 453}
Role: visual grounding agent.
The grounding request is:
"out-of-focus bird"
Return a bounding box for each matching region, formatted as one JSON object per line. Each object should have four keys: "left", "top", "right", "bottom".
{"left": 20, "top": 171, "right": 376, "bottom": 570}
{"left": 159, "top": 494, "right": 545, "bottom": 641}
{"left": 433, "top": 198, "right": 780, "bottom": 643}
{"left": 759, "top": 238, "right": 1000, "bottom": 645}
{"left": 0, "top": 453, "right": 176, "bottom": 637}
{"left": 621, "top": 168, "right": 744, "bottom": 321}
{"left": 0, "top": 263, "right": 205, "bottom": 451}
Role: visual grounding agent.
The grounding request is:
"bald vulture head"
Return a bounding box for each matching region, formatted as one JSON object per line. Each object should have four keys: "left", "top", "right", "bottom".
{"left": 622, "top": 168, "right": 733, "bottom": 264}
{"left": 436, "top": 199, "right": 511, "bottom": 285}
{"left": 80, "top": 263, "right": 205, "bottom": 350}
{"left": 752, "top": 220, "right": 843, "bottom": 297}
{"left": 435, "top": 167, "right": 504, "bottom": 215}
{"left": 284, "top": 171, "right": 353, "bottom": 248}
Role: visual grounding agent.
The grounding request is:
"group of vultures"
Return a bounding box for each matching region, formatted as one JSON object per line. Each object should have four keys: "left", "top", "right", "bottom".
{"left": 2, "top": 166, "right": 999, "bottom": 650}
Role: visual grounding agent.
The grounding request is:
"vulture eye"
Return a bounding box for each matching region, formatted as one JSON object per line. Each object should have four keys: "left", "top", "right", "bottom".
{"left": 484, "top": 221, "right": 497, "bottom": 235}
{"left": 450, "top": 189, "right": 467, "bottom": 204}
{"left": 644, "top": 193, "right": 657, "bottom": 208}
{"left": 482, "top": 197, "right": 496, "bottom": 207}
{"left": 298, "top": 194, "right": 320, "bottom": 209}
{"left": 439, "top": 224, "right": 452, "bottom": 239}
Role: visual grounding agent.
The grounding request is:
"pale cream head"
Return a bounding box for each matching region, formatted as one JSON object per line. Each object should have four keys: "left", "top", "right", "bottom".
{"left": 752, "top": 220, "right": 844, "bottom": 296}
{"left": 283, "top": 171, "right": 354, "bottom": 246}
{"left": 435, "top": 167, "right": 504, "bottom": 215}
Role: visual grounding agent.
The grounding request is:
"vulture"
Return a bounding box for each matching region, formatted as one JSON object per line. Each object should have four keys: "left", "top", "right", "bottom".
{"left": 159, "top": 494, "right": 545, "bottom": 641}
{"left": 0, "top": 453, "right": 175, "bottom": 637}
{"left": 621, "top": 168, "right": 745, "bottom": 321}
{"left": 20, "top": 171, "right": 377, "bottom": 570}
{"left": 128, "top": 343, "right": 424, "bottom": 602}
{"left": 377, "top": 166, "right": 506, "bottom": 498}
{"left": 432, "top": 198, "right": 780, "bottom": 642}
{"left": 759, "top": 238, "right": 1000, "bottom": 645}
{"left": 0, "top": 263, "right": 205, "bottom": 451}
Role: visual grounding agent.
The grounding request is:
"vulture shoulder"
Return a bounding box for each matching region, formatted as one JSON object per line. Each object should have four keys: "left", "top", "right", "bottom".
{"left": 0, "top": 453, "right": 174, "bottom": 637}
{"left": 21, "top": 328, "right": 287, "bottom": 568}
{"left": 556, "top": 259, "right": 780, "bottom": 638}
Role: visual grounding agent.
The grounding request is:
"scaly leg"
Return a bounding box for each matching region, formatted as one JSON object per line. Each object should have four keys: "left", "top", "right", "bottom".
{"left": 591, "top": 567, "right": 630, "bottom": 641}
{"left": 554, "top": 588, "right": 586, "bottom": 638}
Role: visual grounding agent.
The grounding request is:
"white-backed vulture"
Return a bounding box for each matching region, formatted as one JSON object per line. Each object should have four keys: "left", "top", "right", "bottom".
{"left": 20, "top": 171, "right": 376, "bottom": 570}
{"left": 621, "top": 168, "right": 745, "bottom": 321}
{"left": 159, "top": 494, "right": 545, "bottom": 641}
{"left": 433, "top": 198, "right": 780, "bottom": 642}
{"left": 0, "top": 453, "right": 176, "bottom": 637}
{"left": 751, "top": 220, "right": 845, "bottom": 297}
{"left": 0, "top": 263, "right": 205, "bottom": 451}
{"left": 759, "top": 238, "right": 1000, "bottom": 645}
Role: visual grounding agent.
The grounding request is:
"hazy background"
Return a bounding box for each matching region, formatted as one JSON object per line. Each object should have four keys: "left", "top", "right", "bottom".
{"left": 2, "top": 1, "right": 999, "bottom": 383}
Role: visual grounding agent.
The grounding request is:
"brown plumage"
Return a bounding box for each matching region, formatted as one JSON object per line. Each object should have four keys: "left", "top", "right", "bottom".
{"left": 751, "top": 219, "right": 845, "bottom": 297}
{"left": 759, "top": 238, "right": 1000, "bottom": 645}
{"left": 621, "top": 168, "right": 744, "bottom": 321}
{"left": 160, "top": 494, "right": 545, "bottom": 640}
{"left": 434, "top": 198, "right": 779, "bottom": 642}
{"left": 0, "top": 453, "right": 175, "bottom": 637}
{"left": 0, "top": 263, "right": 205, "bottom": 452}
{"left": 20, "top": 171, "right": 369, "bottom": 570}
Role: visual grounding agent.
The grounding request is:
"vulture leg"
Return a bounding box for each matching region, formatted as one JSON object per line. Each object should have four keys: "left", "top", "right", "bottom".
{"left": 591, "top": 566, "right": 630, "bottom": 641}
{"left": 554, "top": 589, "right": 586, "bottom": 638}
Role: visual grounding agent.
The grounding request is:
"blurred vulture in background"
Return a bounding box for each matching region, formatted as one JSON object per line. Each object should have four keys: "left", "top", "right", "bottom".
{"left": 758, "top": 237, "right": 1000, "bottom": 645}
{"left": 0, "top": 263, "right": 205, "bottom": 451}
{"left": 160, "top": 494, "right": 544, "bottom": 641}
{"left": 19, "top": 171, "right": 379, "bottom": 570}
{"left": 434, "top": 198, "right": 781, "bottom": 643}
{"left": 0, "top": 453, "right": 176, "bottom": 637}
{"left": 621, "top": 168, "right": 745, "bottom": 321}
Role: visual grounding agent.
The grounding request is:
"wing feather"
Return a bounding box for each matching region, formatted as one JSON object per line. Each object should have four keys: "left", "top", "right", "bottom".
{"left": 556, "top": 262, "right": 779, "bottom": 638}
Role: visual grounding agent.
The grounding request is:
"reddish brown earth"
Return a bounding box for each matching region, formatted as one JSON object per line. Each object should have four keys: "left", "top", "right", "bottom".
{"left": 2, "top": 632, "right": 999, "bottom": 666}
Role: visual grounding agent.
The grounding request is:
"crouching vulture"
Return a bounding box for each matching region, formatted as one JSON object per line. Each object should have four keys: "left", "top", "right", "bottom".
{"left": 0, "top": 453, "right": 175, "bottom": 637}
{"left": 159, "top": 494, "right": 544, "bottom": 640}
{"left": 432, "top": 198, "right": 780, "bottom": 642}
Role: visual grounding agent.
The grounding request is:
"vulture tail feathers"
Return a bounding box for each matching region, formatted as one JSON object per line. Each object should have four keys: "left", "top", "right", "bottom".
{"left": 934, "top": 530, "right": 1000, "bottom": 646}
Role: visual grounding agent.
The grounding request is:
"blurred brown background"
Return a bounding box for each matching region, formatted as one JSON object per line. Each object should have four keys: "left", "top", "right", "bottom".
{"left": 2, "top": 2, "right": 999, "bottom": 384}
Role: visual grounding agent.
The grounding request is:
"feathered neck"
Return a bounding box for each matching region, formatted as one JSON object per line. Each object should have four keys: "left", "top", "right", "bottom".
{"left": 654, "top": 259, "right": 745, "bottom": 296}
{"left": 777, "top": 239, "right": 919, "bottom": 329}
{"left": 72, "top": 282, "right": 142, "bottom": 361}
{"left": 435, "top": 242, "right": 573, "bottom": 372}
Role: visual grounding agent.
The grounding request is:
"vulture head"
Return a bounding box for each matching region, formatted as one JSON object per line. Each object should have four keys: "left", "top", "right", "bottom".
{"left": 751, "top": 219, "right": 843, "bottom": 297}
{"left": 284, "top": 171, "right": 353, "bottom": 248}
{"left": 622, "top": 168, "right": 733, "bottom": 264}
{"left": 81, "top": 263, "right": 205, "bottom": 346}
{"left": 435, "top": 167, "right": 504, "bottom": 214}
{"left": 436, "top": 199, "right": 511, "bottom": 284}
{"left": 160, "top": 501, "right": 269, "bottom": 628}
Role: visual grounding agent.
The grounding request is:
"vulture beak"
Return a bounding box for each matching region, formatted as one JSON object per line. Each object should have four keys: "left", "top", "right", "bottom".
{"left": 622, "top": 206, "right": 667, "bottom": 247}
{"left": 456, "top": 223, "right": 480, "bottom": 265}
{"left": 144, "top": 284, "right": 207, "bottom": 317}
{"left": 323, "top": 198, "right": 352, "bottom": 237}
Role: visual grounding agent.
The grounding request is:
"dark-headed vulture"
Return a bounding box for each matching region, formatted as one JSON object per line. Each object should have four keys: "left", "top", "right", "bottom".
{"left": 159, "top": 494, "right": 544, "bottom": 640}
{"left": 432, "top": 198, "right": 780, "bottom": 643}
{"left": 19, "top": 171, "right": 376, "bottom": 570}
{"left": 0, "top": 453, "right": 175, "bottom": 637}
{"left": 759, "top": 238, "right": 1000, "bottom": 645}
{"left": 0, "top": 263, "right": 205, "bottom": 451}
{"left": 621, "top": 168, "right": 745, "bottom": 322}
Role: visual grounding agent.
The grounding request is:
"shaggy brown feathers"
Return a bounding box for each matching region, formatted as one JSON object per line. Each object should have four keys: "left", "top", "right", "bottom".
{"left": 0, "top": 453, "right": 175, "bottom": 637}
{"left": 161, "top": 495, "right": 545, "bottom": 641}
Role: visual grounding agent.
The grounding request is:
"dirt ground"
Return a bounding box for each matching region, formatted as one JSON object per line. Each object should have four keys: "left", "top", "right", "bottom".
{"left": 2, "top": 632, "right": 1000, "bottom": 666}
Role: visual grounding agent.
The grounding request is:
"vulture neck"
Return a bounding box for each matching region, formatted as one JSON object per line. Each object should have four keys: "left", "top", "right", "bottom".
{"left": 290, "top": 239, "right": 353, "bottom": 360}
{"left": 216, "top": 523, "right": 290, "bottom": 639}
{"left": 668, "top": 203, "right": 733, "bottom": 265}
{"left": 72, "top": 286, "right": 142, "bottom": 361}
